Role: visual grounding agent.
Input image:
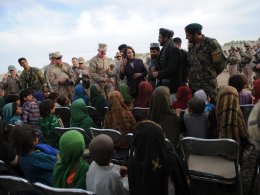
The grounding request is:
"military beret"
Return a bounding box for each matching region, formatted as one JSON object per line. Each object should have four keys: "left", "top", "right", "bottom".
{"left": 159, "top": 28, "right": 174, "bottom": 38}
{"left": 185, "top": 23, "right": 203, "bottom": 34}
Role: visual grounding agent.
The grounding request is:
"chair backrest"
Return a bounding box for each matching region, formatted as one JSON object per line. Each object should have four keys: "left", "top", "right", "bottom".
{"left": 55, "top": 127, "right": 92, "bottom": 145}
{"left": 0, "top": 175, "right": 43, "bottom": 194}
{"left": 240, "top": 104, "right": 254, "bottom": 124}
{"left": 132, "top": 107, "right": 149, "bottom": 122}
{"left": 55, "top": 107, "right": 71, "bottom": 128}
{"left": 34, "top": 182, "right": 95, "bottom": 195}
{"left": 0, "top": 160, "right": 16, "bottom": 175}
{"left": 86, "top": 106, "right": 100, "bottom": 126}
{"left": 90, "top": 127, "right": 125, "bottom": 144}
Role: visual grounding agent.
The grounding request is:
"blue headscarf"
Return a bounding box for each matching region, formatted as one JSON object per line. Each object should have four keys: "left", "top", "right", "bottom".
{"left": 73, "top": 84, "right": 89, "bottom": 105}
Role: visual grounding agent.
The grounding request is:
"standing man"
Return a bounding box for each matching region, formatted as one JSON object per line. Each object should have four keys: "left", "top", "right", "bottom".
{"left": 19, "top": 57, "right": 47, "bottom": 92}
{"left": 148, "top": 43, "right": 160, "bottom": 88}
{"left": 1, "top": 65, "right": 21, "bottom": 96}
{"left": 239, "top": 42, "right": 256, "bottom": 88}
{"left": 184, "top": 23, "right": 227, "bottom": 100}
{"left": 152, "top": 28, "right": 182, "bottom": 94}
{"left": 74, "top": 57, "right": 89, "bottom": 85}
{"left": 47, "top": 52, "right": 76, "bottom": 101}
{"left": 89, "top": 43, "right": 114, "bottom": 98}
{"left": 227, "top": 46, "right": 241, "bottom": 77}
{"left": 44, "top": 52, "right": 55, "bottom": 92}
{"left": 71, "top": 57, "right": 79, "bottom": 73}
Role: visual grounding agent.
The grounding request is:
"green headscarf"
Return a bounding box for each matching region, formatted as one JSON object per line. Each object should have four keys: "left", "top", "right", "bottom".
{"left": 53, "top": 130, "right": 89, "bottom": 189}
{"left": 90, "top": 84, "right": 107, "bottom": 119}
{"left": 117, "top": 84, "right": 133, "bottom": 105}
{"left": 70, "top": 98, "right": 94, "bottom": 133}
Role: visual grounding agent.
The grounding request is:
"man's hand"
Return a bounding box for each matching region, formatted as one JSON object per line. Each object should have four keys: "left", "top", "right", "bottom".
{"left": 133, "top": 73, "right": 142, "bottom": 79}
{"left": 152, "top": 71, "right": 158, "bottom": 78}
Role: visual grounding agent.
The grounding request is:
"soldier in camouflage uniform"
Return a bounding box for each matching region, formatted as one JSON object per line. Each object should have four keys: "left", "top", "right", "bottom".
{"left": 43, "top": 52, "right": 56, "bottom": 92}
{"left": 184, "top": 23, "right": 227, "bottom": 100}
{"left": 19, "top": 57, "right": 47, "bottom": 92}
{"left": 46, "top": 52, "right": 76, "bottom": 102}
{"left": 239, "top": 42, "right": 256, "bottom": 88}
{"left": 89, "top": 43, "right": 115, "bottom": 98}
{"left": 227, "top": 46, "right": 241, "bottom": 77}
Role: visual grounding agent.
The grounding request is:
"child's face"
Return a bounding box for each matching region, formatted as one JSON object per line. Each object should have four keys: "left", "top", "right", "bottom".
{"left": 16, "top": 99, "right": 21, "bottom": 106}
{"left": 25, "top": 94, "right": 33, "bottom": 101}
{"left": 15, "top": 106, "right": 22, "bottom": 115}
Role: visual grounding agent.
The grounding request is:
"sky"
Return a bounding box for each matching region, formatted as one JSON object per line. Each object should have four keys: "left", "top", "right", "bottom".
{"left": 0, "top": 0, "right": 259, "bottom": 74}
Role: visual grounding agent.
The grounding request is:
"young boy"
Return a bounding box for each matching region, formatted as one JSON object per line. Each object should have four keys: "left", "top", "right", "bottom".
{"left": 10, "top": 125, "right": 57, "bottom": 186}
{"left": 86, "top": 134, "right": 129, "bottom": 195}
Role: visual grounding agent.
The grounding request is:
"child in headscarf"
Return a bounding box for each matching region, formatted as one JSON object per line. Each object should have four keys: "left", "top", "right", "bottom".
{"left": 128, "top": 120, "right": 189, "bottom": 195}
{"left": 194, "top": 89, "right": 214, "bottom": 112}
{"left": 3, "top": 102, "right": 22, "bottom": 125}
{"left": 172, "top": 85, "right": 192, "bottom": 110}
{"left": 53, "top": 130, "right": 89, "bottom": 189}
{"left": 117, "top": 84, "right": 134, "bottom": 108}
{"left": 133, "top": 81, "right": 153, "bottom": 108}
{"left": 86, "top": 134, "right": 128, "bottom": 195}
{"left": 104, "top": 91, "right": 136, "bottom": 135}
{"left": 73, "top": 84, "right": 89, "bottom": 105}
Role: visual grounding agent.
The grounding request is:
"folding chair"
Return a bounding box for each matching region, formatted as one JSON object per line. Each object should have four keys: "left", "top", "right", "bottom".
{"left": 55, "top": 107, "right": 71, "bottom": 128}
{"left": 0, "top": 175, "right": 43, "bottom": 195}
{"left": 181, "top": 137, "right": 242, "bottom": 194}
{"left": 55, "top": 127, "right": 92, "bottom": 147}
{"left": 34, "top": 182, "right": 95, "bottom": 195}
{"left": 240, "top": 104, "right": 254, "bottom": 125}
{"left": 132, "top": 107, "right": 149, "bottom": 122}
{"left": 86, "top": 106, "right": 100, "bottom": 127}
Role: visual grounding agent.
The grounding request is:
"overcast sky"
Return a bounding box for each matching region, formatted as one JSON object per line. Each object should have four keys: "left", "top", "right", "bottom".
{"left": 0, "top": 0, "right": 259, "bottom": 73}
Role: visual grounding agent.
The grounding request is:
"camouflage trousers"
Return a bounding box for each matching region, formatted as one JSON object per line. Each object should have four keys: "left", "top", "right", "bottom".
{"left": 53, "top": 85, "right": 74, "bottom": 103}
{"left": 242, "top": 64, "right": 253, "bottom": 88}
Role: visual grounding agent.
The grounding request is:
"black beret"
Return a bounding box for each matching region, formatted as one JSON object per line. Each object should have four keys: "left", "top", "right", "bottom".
{"left": 185, "top": 23, "right": 203, "bottom": 34}
{"left": 159, "top": 28, "right": 174, "bottom": 38}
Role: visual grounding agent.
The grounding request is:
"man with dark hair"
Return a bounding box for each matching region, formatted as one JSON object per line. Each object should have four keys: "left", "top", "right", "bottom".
{"left": 148, "top": 43, "right": 160, "bottom": 88}
{"left": 19, "top": 57, "right": 47, "bottom": 92}
{"left": 151, "top": 28, "right": 182, "bottom": 94}
{"left": 185, "top": 23, "right": 227, "bottom": 100}
{"left": 118, "top": 44, "right": 127, "bottom": 55}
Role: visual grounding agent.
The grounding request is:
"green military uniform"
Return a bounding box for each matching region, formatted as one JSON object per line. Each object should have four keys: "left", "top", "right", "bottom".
{"left": 188, "top": 35, "right": 227, "bottom": 99}
{"left": 20, "top": 67, "right": 47, "bottom": 92}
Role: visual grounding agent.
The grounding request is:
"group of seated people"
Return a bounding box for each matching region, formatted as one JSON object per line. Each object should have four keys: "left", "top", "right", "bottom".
{"left": 0, "top": 73, "right": 259, "bottom": 195}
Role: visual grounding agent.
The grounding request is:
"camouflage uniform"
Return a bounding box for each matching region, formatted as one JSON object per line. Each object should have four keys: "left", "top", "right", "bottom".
{"left": 44, "top": 64, "right": 54, "bottom": 92}
{"left": 228, "top": 50, "right": 241, "bottom": 77}
{"left": 240, "top": 49, "right": 256, "bottom": 88}
{"left": 47, "top": 62, "right": 76, "bottom": 101}
{"left": 89, "top": 55, "right": 115, "bottom": 97}
{"left": 20, "top": 67, "right": 47, "bottom": 92}
{"left": 188, "top": 35, "right": 227, "bottom": 99}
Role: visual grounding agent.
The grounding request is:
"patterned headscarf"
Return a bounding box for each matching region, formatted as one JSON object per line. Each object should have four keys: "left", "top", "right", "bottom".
{"left": 104, "top": 91, "right": 136, "bottom": 135}
{"left": 216, "top": 86, "right": 249, "bottom": 143}
{"left": 134, "top": 81, "right": 153, "bottom": 108}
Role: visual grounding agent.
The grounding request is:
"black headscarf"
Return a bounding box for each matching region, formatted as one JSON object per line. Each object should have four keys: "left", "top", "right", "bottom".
{"left": 128, "top": 120, "right": 189, "bottom": 195}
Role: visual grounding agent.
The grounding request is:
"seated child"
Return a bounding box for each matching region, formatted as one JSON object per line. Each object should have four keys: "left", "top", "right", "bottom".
{"left": 86, "top": 134, "right": 128, "bottom": 195}
{"left": 3, "top": 102, "right": 22, "bottom": 125}
{"left": 183, "top": 96, "right": 209, "bottom": 138}
{"left": 172, "top": 85, "right": 192, "bottom": 110}
{"left": 194, "top": 89, "right": 215, "bottom": 112}
{"left": 10, "top": 124, "right": 57, "bottom": 186}
{"left": 39, "top": 99, "right": 63, "bottom": 148}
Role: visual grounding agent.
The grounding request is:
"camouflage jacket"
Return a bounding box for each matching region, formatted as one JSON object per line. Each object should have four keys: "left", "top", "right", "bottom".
{"left": 240, "top": 49, "right": 256, "bottom": 65}
{"left": 20, "top": 67, "right": 47, "bottom": 92}
{"left": 188, "top": 35, "right": 227, "bottom": 99}
{"left": 228, "top": 51, "right": 241, "bottom": 65}
{"left": 89, "top": 55, "right": 114, "bottom": 84}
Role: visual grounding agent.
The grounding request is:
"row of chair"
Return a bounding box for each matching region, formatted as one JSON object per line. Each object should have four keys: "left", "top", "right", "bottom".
{"left": 0, "top": 174, "right": 95, "bottom": 195}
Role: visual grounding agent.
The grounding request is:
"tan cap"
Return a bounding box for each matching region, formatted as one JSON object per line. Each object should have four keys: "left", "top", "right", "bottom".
{"left": 244, "top": 42, "right": 252, "bottom": 47}
{"left": 78, "top": 57, "right": 85, "bottom": 64}
{"left": 52, "top": 51, "right": 62, "bottom": 59}
{"left": 98, "top": 43, "right": 107, "bottom": 51}
{"left": 49, "top": 52, "right": 55, "bottom": 59}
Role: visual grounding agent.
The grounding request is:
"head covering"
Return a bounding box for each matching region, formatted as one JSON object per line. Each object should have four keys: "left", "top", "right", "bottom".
{"left": 104, "top": 91, "right": 136, "bottom": 135}
{"left": 118, "top": 44, "right": 127, "bottom": 51}
{"left": 33, "top": 91, "right": 44, "bottom": 102}
{"left": 98, "top": 43, "right": 107, "bottom": 51}
{"left": 8, "top": 65, "right": 16, "bottom": 71}
{"left": 253, "top": 79, "right": 260, "bottom": 104}
{"left": 78, "top": 57, "right": 85, "bottom": 64}
{"left": 49, "top": 52, "right": 55, "bottom": 60}
{"left": 128, "top": 120, "right": 189, "bottom": 195}
{"left": 70, "top": 99, "right": 94, "bottom": 137}
{"left": 188, "top": 96, "right": 205, "bottom": 114}
{"left": 52, "top": 51, "right": 62, "bottom": 59}
{"left": 172, "top": 86, "right": 192, "bottom": 110}
{"left": 216, "top": 86, "right": 249, "bottom": 144}
{"left": 149, "top": 86, "right": 174, "bottom": 122}
{"left": 194, "top": 89, "right": 208, "bottom": 102}
{"left": 73, "top": 84, "right": 89, "bottom": 105}
{"left": 3, "top": 103, "right": 14, "bottom": 123}
{"left": 185, "top": 23, "right": 203, "bottom": 34}
{"left": 244, "top": 42, "right": 252, "bottom": 47}
{"left": 117, "top": 84, "right": 133, "bottom": 106}
{"left": 159, "top": 28, "right": 174, "bottom": 38}
{"left": 150, "top": 43, "right": 160, "bottom": 49}
{"left": 134, "top": 81, "right": 153, "bottom": 108}
{"left": 53, "top": 130, "right": 89, "bottom": 189}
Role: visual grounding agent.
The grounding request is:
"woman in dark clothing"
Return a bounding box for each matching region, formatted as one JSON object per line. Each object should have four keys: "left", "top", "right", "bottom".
{"left": 128, "top": 120, "right": 189, "bottom": 195}
{"left": 120, "top": 46, "right": 148, "bottom": 97}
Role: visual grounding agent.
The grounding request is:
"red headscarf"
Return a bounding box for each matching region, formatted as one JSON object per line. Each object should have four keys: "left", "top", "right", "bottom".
{"left": 253, "top": 79, "right": 260, "bottom": 104}
{"left": 134, "top": 81, "right": 153, "bottom": 108}
{"left": 172, "top": 85, "right": 192, "bottom": 110}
